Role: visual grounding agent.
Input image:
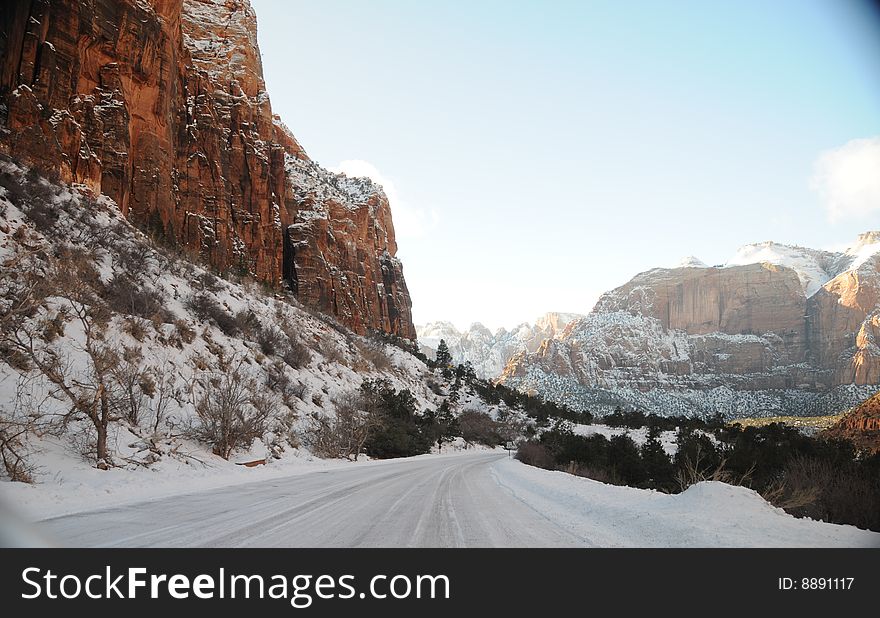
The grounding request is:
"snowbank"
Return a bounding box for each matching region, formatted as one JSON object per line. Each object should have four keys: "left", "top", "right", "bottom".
{"left": 490, "top": 458, "right": 880, "bottom": 547}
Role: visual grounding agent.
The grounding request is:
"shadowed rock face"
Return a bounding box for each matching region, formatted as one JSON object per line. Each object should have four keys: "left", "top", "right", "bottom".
{"left": 0, "top": 0, "right": 414, "bottom": 338}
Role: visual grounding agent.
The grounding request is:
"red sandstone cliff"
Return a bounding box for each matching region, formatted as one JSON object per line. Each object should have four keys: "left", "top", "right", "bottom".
{"left": 824, "top": 390, "right": 880, "bottom": 453}
{"left": 0, "top": 0, "right": 414, "bottom": 338}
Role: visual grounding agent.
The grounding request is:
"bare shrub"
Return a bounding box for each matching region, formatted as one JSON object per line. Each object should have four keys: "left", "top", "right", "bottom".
{"left": 0, "top": 407, "right": 35, "bottom": 483}
{"left": 109, "top": 346, "right": 151, "bottom": 426}
{"left": 459, "top": 409, "right": 502, "bottom": 446}
{"left": 173, "top": 319, "right": 196, "bottom": 345}
{"left": 282, "top": 336, "right": 311, "bottom": 369}
{"left": 2, "top": 248, "right": 119, "bottom": 466}
{"left": 764, "top": 455, "right": 879, "bottom": 531}
{"left": 123, "top": 317, "right": 149, "bottom": 342}
{"left": 112, "top": 241, "right": 155, "bottom": 279}
{"left": 354, "top": 338, "right": 392, "bottom": 371}
{"left": 234, "top": 309, "right": 260, "bottom": 339}
{"left": 257, "top": 325, "right": 285, "bottom": 356}
{"left": 266, "top": 408, "right": 298, "bottom": 458}
{"left": 318, "top": 339, "right": 347, "bottom": 365}
{"left": 196, "top": 271, "right": 223, "bottom": 293}
{"left": 102, "top": 275, "right": 172, "bottom": 322}
{"left": 186, "top": 292, "right": 238, "bottom": 336}
{"left": 565, "top": 461, "right": 625, "bottom": 486}
{"left": 0, "top": 169, "right": 60, "bottom": 235}
{"left": 515, "top": 441, "right": 555, "bottom": 469}
{"left": 264, "top": 361, "right": 299, "bottom": 408}
{"left": 302, "top": 391, "right": 378, "bottom": 460}
{"left": 149, "top": 369, "right": 180, "bottom": 434}
{"left": 26, "top": 194, "right": 61, "bottom": 234}
{"left": 674, "top": 446, "right": 747, "bottom": 492}
{"left": 291, "top": 381, "right": 308, "bottom": 401}
{"left": 187, "top": 366, "right": 270, "bottom": 459}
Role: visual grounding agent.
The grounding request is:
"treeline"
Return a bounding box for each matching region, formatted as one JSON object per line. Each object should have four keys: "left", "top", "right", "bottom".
{"left": 517, "top": 420, "right": 880, "bottom": 532}
{"left": 377, "top": 334, "right": 593, "bottom": 426}
{"left": 600, "top": 408, "right": 726, "bottom": 432}
{"left": 304, "top": 377, "right": 529, "bottom": 459}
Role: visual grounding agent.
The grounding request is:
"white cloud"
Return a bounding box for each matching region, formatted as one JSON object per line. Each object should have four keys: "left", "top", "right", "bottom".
{"left": 811, "top": 136, "right": 880, "bottom": 222}
{"left": 329, "top": 159, "right": 438, "bottom": 239}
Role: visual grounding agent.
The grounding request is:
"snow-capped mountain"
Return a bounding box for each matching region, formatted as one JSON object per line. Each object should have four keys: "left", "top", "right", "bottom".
{"left": 501, "top": 233, "right": 880, "bottom": 419}
{"left": 417, "top": 313, "right": 583, "bottom": 378}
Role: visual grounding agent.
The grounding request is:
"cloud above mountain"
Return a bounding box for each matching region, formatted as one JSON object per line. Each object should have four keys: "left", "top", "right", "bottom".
{"left": 811, "top": 136, "right": 880, "bottom": 222}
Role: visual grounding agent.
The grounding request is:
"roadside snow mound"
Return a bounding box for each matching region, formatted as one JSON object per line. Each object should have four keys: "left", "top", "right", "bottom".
{"left": 492, "top": 459, "right": 880, "bottom": 547}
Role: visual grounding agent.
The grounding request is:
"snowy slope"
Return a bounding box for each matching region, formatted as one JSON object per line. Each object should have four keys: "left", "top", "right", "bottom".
{"left": 671, "top": 236, "right": 880, "bottom": 298}
{"left": 726, "top": 242, "right": 840, "bottom": 297}
{"left": 0, "top": 161, "right": 518, "bottom": 515}
{"left": 725, "top": 234, "right": 880, "bottom": 297}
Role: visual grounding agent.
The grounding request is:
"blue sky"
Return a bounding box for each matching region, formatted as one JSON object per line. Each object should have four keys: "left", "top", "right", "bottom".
{"left": 251, "top": 0, "right": 880, "bottom": 330}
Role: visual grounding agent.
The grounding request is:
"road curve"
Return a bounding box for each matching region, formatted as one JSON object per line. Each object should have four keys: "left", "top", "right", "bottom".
{"left": 37, "top": 452, "right": 587, "bottom": 547}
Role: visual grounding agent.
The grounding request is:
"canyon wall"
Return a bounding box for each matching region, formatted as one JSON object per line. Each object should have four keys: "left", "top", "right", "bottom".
{"left": 0, "top": 0, "right": 414, "bottom": 338}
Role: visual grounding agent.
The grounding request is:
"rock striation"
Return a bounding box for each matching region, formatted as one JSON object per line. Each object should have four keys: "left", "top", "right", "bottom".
{"left": 0, "top": 0, "right": 414, "bottom": 338}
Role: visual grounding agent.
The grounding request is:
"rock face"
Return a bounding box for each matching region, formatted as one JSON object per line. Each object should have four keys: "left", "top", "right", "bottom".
{"left": 823, "top": 390, "right": 880, "bottom": 453}
{"left": 501, "top": 233, "right": 880, "bottom": 418}
{"left": 283, "top": 153, "right": 414, "bottom": 339}
{"left": 417, "top": 312, "right": 582, "bottom": 379}
{"left": 0, "top": 0, "right": 414, "bottom": 338}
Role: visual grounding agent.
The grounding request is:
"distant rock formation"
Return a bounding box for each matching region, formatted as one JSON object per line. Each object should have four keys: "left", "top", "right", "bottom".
{"left": 0, "top": 0, "right": 414, "bottom": 338}
{"left": 417, "top": 312, "right": 582, "bottom": 378}
{"left": 501, "top": 233, "right": 880, "bottom": 418}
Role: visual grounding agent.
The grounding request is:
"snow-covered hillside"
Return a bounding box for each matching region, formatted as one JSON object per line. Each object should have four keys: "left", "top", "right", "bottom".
{"left": 726, "top": 242, "right": 841, "bottom": 296}
{"left": 0, "top": 161, "right": 519, "bottom": 505}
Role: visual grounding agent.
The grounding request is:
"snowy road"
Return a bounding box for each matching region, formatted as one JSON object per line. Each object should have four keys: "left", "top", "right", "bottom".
{"left": 30, "top": 451, "right": 880, "bottom": 548}
{"left": 35, "top": 452, "right": 583, "bottom": 547}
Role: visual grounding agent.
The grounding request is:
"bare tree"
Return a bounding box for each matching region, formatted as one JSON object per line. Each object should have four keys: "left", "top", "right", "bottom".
{"left": 1, "top": 247, "right": 120, "bottom": 466}
{"left": 110, "top": 346, "right": 151, "bottom": 426}
{"left": 303, "top": 390, "right": 379, "bottom": 461}
{"left": 149, "top": 368, "right": 180, "bottom": 434}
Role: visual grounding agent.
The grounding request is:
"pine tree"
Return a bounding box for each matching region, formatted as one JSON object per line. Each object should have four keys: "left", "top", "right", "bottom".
{"left": 641, "top": 424, "right": 674, "bottom": 490}
{"left": 435, "top": 339, "right": 452, "bottom": 369}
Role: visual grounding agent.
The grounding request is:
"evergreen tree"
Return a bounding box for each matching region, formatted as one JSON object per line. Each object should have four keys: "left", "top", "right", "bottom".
{"left": 438, "top": 401, "right": 460, "bottom": 447}
{"left": 455, "top": 360, "right": 477, "bottom": 383}
{"left": 608, "top": 434, "right": 646, "bottom": 486}
{"left": 435, "top": 339, "right": 452, "bottom": 368}
{"left": 641, "top": 425, "right": 675, "bottom": 490}
{"left": 421, "top": 400, "right": 461, "bottom": 450}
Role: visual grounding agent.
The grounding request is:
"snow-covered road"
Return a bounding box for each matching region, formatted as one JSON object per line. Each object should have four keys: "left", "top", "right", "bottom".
{"left": 34, "top": 452, "right": 581, "bottom": 547}
{"left": 29, "top": 452, "right": 880, "bottom": 548}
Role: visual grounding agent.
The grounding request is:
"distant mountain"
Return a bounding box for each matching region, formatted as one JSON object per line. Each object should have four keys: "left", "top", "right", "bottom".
{"left": 417, "top": 313, "right": 583, "bottom": 378}
{"left": 500, "top": 232, "right": 880, "bottom": 419}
